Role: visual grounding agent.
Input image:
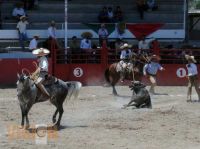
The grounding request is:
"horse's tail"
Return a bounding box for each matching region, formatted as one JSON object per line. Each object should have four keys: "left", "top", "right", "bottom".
{"left": 65, "top": 81, "right": 82, "bottom": 100}
{"left": 104, "top": 68, "right": 110, "bottom": 84}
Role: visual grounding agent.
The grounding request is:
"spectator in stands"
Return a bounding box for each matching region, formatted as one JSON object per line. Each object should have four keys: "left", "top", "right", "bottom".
{"left": 12, "top": 2, "right": 26, "bottom": 21}
{"left": 70, "top": 36, "right": 80, "bottom": 54}
{"left": 29, "top": 35, "right": 39, "bottom": 51}
{"left": 80, "top": 36, "right": 92, "bottom": 53}
{"left": 98, "top": 6, "right": 109, "bottom": 23}
{"left": 114, "top": 6, "right": 123, "bottom": 22}
{"left": 138, "top": 35, "right": 155, "bottom": 55}
{"left": 98, "top": 24, "right": 109, "bottom": 47}
{"left": 48, "top": 20, "right": 57, "bottom": 39}
{"left": 47, "top": 20, "right": 62, "bottom": 49}
{"left": 115, "top": 38, "right": 124, "bottom": 55}
{"left": 107, "top": 7, "right": 114, "bottom": 22}
{"left": 136, "top": 0, "right": 148, "bottom": 19}
{"left": 16, "top": 16, "right": 29, "bottom": 50}
{"left": 147, "top": 0, "right": 158, "bottom": 11}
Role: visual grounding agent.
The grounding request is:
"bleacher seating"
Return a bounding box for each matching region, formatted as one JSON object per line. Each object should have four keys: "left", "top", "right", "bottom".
{"left": 1, "top": 0, "right": 184, "bottom": 29}
{"left": 0, "top": 0, "right": 185, "bottom": 51}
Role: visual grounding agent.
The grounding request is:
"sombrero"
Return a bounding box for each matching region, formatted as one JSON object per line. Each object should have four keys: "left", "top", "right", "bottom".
{"left": 120, "top": 43, "right": 132, "bottom": 49}
{"left": 150, "top": 54, "right": 161, "bottom": 61}
{"left": 185, "top": 54, "right": 197, "bottom": 63}
{"left": 32, "top": 48, "right": 50, "bottom": 56}
{"left": 20, "top": 15, "right": 27, "bottom": 20}
{"left": 33, "top": 35, "right": 39, "bottom": 38}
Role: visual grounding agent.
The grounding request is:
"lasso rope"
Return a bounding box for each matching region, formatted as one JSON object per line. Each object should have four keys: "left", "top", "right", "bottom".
{"left": 22, "top": 68, "right": 31, "bottom": 76}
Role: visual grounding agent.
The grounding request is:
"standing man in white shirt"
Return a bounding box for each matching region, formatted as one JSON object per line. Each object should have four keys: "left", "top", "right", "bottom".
{"left": 98, "top": 24, "right": 108, "bottom": 47}
{"left": 16, "top": 16, "right": 29, "bottom": 50}
{"left": 138, "top": 35, "right": 155, "bottom": 55}
{"left": 29, "top": 35, "right": 39, "bottom": 51}
{"left": 48, "top": 20, "right": 57, "bottom": 39}
{"left": 185, "top": 55, "right": 200, "bottom": 102}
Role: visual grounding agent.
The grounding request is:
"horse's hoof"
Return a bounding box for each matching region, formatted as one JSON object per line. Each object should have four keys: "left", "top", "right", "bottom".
{"left": 113, "top": 93, "right": 118, "bottom": 96}
{"left": 52, "top": 118, "right": 56, "bottom": 123}
{"left": 186, "top": 100, "right": 192, "bottom": 102}
{"left": 25, "top": 125, "right": 30, "bottom": 129}
{"left": 122, "top": 105, "right": 127, "bottom": 109}
{"left": 52, "top": 124, "right": 59, "bottom": 131}
{"left": 19, "top": 125, "right": 24, "bottom": 129}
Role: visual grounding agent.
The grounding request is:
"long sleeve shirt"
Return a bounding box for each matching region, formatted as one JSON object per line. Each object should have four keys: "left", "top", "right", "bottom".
{"left": 48, "top": 26, "right": 56, "bottom": 39}
{"left": 120, "top": 49, "right": 132, "bottom": 60}
{"left": 143, "top": 62, "right": 163, "bottom": 75}
{"left": 29, "top": 38, "right": 38, "bottom": 50}
{"left": 186, "top": 63, "right": 198, "bottom": 76}
{"left": 38, "top": 56, "right": 48, "bottom": 72}
{"left": 80, "top": 39, "right": 91, "bottom": 49}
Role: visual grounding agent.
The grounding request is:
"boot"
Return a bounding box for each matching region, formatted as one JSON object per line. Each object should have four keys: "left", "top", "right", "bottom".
{"left": 37, "top": 83, "right": 50, "bottom": 98}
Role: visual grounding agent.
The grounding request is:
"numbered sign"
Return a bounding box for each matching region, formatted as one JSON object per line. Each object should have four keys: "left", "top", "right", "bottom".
{"left": 176, "top": 68, "right": 186, "bottom": 78}
{"left": 73, "top": 67, "right": 83, "bottom": 77}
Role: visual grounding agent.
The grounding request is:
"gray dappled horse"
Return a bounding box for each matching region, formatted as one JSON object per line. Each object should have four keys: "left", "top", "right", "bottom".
{"left": 16, "top": 74, "right": 82, "bottom": 130}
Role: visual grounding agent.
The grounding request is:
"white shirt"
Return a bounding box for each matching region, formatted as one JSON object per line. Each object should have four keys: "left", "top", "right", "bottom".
{"left": 80, "top": 39, "right": 91, "bottom": 49}
{"left": 16, "top": 21, "right": 28, "bottom": 34}
{"left": 38, "top": 56, "right": 48, "bottom": 72}
{"left": 12, "top": 8, "right": 25, "bottom": 17}
{"left": 138, "top": 38, "right": 154, "bottom": 50}
{"left": 48, "top": 26, "right": 56, "bottom": 39}
{"left": 120, "top": 49, "right": 132, "bottom": 59}
{"left": 186, "top": 63, "right": 198, "bottom": 76}
{"left": 29, "top": 38, "right": 38, "bottom": 50}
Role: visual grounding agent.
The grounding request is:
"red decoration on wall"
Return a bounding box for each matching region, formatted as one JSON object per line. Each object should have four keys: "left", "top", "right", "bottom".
{"left": 126, "top": 23, "right": 164, "bottom": 39}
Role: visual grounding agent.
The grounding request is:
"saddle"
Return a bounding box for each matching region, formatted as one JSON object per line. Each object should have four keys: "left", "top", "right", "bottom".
{"left": 43, "top": 75, "right": 58, "bottom": 86}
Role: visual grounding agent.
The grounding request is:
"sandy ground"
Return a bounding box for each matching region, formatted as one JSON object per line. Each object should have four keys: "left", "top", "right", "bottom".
{"left": 0, "top": 86, "right": 200, "bottom": 149}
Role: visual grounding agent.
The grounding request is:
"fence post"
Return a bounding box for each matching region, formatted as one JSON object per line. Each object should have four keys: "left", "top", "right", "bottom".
{"left": 50, "top": 39, "right": 56, "bottom": 76}
{"left": 101, "top": 40, "right": 108, "bottom": 68}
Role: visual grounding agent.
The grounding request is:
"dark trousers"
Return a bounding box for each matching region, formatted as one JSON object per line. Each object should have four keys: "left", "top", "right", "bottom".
{"left": 137, "top": 5, "right": 148, "bottom": 19}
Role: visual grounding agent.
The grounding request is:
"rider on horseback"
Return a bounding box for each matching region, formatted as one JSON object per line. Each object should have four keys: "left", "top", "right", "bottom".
{"left": 32, "top": 48, "right": 50, "bottom": 98}
{"left": 119, "top": 43, "right": 134, "bottom": 82}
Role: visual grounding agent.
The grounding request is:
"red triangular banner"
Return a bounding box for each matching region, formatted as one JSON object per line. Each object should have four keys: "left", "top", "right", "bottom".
{"left": 126, "top": 23, "right": 164, "bottom": 39}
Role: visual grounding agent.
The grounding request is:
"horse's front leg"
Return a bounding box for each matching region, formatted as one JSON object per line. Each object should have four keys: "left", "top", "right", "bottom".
{"left": 24, "top": 104, "right": 32, "bottom": 129}
{"left": 19, "top": 105, "right": 25, "bottom": 129}
{"left": 112, "top": 85, "right": 117, "bottom": 96}
{"left": 52, "top": 109, "right": 58, "bottom": 124}
{"left": 54, "top": 105, "right": 64, "bottom": 130}
{"left": 25, "top": 113, "right": 30, "bottom": 129}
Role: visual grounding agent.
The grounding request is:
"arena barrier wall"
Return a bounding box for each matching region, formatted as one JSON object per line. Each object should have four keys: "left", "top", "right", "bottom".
{"left": 0, "top": 59, "right": 52, "bottom": 86}
{"left": 0, "top": 43, "right": 196, "bottom": 86}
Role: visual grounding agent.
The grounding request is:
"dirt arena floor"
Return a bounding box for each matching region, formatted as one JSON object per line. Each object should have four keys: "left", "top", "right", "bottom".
{"left": 0, "top": 85, "right": 200, "bottom": 149}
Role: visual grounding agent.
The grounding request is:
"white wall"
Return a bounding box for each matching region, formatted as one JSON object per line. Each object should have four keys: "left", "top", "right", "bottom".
{"left": 0, "top": 29, "right": 185, "bottom": 40}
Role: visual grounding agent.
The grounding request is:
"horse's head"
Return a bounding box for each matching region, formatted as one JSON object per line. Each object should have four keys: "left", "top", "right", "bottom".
{"left": 17, "top": 74, "right": 33, "bottom": 95}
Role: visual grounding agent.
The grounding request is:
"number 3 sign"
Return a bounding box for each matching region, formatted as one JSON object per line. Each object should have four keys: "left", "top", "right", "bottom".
{"left": 73, "top": 67, "right": 83, "bottom": 77}
{"left": 176, "top": 68, "right": 186, "bottom": 78}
